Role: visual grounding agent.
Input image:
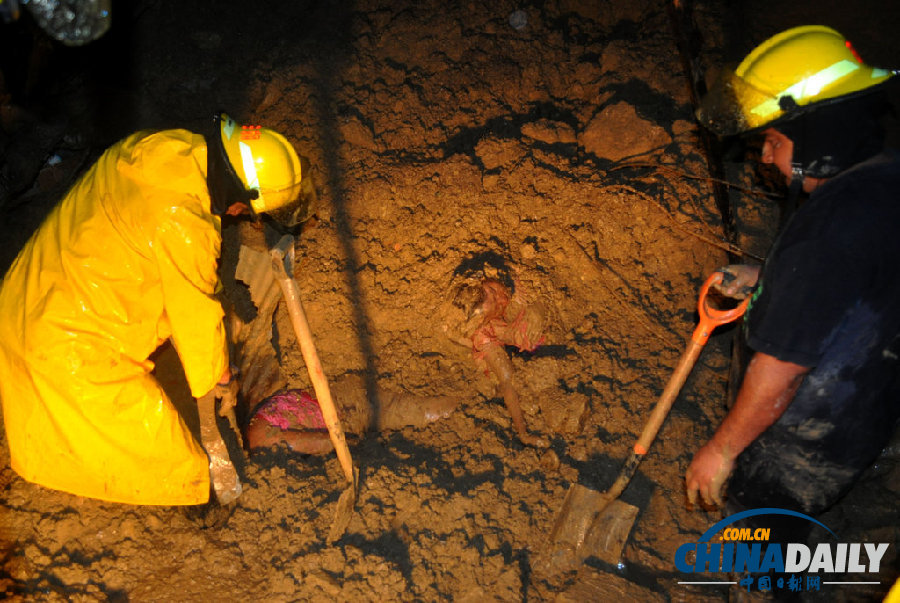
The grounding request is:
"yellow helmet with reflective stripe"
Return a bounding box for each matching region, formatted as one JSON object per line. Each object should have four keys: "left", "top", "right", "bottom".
{"left": 738, "top": 25, "right": 894, "bottom": 127}
{"left": 219, "top": 113, "right": 304, "bottom": 217}
{"left": 699, "top": 26, "right": 896, "bottom": 135}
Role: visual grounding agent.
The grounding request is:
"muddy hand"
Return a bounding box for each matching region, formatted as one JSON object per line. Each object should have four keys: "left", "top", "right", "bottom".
{"left": 685, "top": 442, "right": 734, "bottom": 508}
{"left": 714, "top": 265, "right": 760, "bottom": 300}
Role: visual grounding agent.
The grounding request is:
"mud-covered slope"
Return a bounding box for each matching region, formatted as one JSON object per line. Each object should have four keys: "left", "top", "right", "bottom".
{"left": 1, "top": 1, "right": 898, "bottom": 601}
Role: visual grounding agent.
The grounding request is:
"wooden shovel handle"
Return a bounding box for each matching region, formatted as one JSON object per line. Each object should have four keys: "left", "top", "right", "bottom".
{"left": 270, "top": 252, "right": 355, "bottom": 486}
{"left": 634, "top": 273, "right": 749, "bottom": 455}
{"left": 633, "top": 339, "right": 704, "bottom": 455}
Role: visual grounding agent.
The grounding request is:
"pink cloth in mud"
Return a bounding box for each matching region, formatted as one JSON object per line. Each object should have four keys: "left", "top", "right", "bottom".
{"left": 470, "top": 311, "right": 545, "bottom": 376}
{"left": 471, "top": 311, "right": 545, "bottom": 356}
{"left": 504, "top": 308, "right": 545, "bottom": 352}
{"left": 254, "top": 389, "right": 327, "bottom": 431}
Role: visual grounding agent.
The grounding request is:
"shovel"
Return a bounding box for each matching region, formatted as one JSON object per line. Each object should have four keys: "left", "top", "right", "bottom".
{"left": 539, "top": 272, "right": 749, "bottom": 575}
{"left": 269, "top": 235, "right": 359, "bottom": 541}
{"left": 197, "top": 380, "right": 244, "bottom": 505}
{"left": 237, "top": 233, "right": 359, "bottom": 542}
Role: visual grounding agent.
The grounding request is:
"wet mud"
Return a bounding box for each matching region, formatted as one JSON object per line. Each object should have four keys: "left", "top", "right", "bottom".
{"left": 1, "top": 0, "right": 898, "bottom": 600}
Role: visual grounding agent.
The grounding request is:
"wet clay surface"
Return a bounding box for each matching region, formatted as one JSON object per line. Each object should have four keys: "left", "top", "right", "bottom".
{"left": 1, "top": 0, "right": 899, "bottom": 600}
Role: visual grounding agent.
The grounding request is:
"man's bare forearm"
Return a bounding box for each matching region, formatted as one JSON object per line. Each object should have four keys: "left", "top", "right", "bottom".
{"left": 709, "top": 351, "right": 809, "bottom": 458}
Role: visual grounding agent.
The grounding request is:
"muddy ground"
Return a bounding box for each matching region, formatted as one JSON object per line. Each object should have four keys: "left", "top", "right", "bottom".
{"left": 1, "top": 0, "right": 899, "bottom": 601}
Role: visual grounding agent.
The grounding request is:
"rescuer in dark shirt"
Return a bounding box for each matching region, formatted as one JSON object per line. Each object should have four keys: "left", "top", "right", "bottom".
{"left": 683, "top": 25, "right": 900, "bottom": 532}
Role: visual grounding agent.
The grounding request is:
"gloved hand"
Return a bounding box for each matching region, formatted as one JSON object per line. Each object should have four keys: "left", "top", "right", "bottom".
{"left": 685, "top": 440, "right": 735, "bottom": 508}
{"left": 713, "top": 264, "right": 761, "bottom": 300}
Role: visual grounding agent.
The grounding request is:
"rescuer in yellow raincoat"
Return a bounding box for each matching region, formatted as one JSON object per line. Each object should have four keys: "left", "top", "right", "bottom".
{"left": 0, "top": 113, "right": 314, "bottom": 506}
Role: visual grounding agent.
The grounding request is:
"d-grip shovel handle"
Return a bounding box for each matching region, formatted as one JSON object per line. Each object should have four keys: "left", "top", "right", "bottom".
{"left": 692, "top": 272, "right": 750, "bottom": 345}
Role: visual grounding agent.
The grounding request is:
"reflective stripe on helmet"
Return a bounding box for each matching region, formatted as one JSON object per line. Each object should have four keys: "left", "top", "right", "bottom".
{"left": 217, "top": 112, "right": 303, "bottom": 215}
{"left": 750, "top": 59, "right": 859, "bottom": 121}
{"left": 238, "top": 141, "right": 262, "bottom": 199}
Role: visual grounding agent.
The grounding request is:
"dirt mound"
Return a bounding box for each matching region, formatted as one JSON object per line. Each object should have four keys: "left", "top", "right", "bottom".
{"left": 1, "top": 0, "right": 897, "bottom": 601}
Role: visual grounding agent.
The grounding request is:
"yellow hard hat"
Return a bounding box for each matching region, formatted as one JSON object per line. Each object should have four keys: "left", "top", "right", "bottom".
{"left": 219, "top": 113, "right": 313, "bottom": 224}
{"left": 699, "top": 25, "right": 896, "bottom": 135}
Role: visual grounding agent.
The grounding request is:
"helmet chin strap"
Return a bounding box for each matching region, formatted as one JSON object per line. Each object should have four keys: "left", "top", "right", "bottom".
{"left": 779, "top": 163, "right": 805, "bottom": 230}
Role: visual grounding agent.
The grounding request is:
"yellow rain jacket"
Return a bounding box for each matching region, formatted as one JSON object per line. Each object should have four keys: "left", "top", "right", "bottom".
{"left": 0, "top": 130, "right": 228, "bottom": 505}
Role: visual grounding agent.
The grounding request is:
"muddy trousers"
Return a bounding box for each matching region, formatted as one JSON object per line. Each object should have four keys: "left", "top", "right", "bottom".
{"left": 726, "top": 427, "right": 873, "bottom": 545}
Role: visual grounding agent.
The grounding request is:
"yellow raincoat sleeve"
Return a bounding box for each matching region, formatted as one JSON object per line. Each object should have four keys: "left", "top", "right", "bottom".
{"left": 153, "top": 203, "right": 228, "bottom": 399}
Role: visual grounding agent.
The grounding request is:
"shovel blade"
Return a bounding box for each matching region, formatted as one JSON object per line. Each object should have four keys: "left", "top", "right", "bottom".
{"left": 209, "top": 451, "right": 243, "bottom": 505}
{"left": 537, "top": 483, "right": 638, "bottom": 576}
{"left": 549, "top": 483, "right": 606, "bottom": 548}
{"left": 582, "top": 498, "right": 639, "bottom": 565}
{"left": 197, "top": 390, "right": 243, "bottom": 505}
{"left": 327, "top": 466, "right": 359, "bottom": 544}
{"left": 535, "top": 484, "right": 606, "bottom": 576}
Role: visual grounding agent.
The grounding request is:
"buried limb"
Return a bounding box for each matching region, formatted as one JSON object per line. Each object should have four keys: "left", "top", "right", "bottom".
{"left": 246, "top": 374, "right": 460, "bottom": 453}
{"left": 451, "top": 277, "right": 550, "bottom": 448}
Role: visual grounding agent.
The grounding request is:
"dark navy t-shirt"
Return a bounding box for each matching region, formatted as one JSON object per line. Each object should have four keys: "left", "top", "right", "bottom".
{"left": 730, "top": 151, "right": 900, "bottom": 514}
{"left": 748, "top": 150, "right": 900, "bottom": 367}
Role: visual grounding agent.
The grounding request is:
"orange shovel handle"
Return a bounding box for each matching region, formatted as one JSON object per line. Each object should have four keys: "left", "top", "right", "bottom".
{"left": 632, "top": 273, "right": 750, "bottom": 456}
{"left": 690, "top": 272, "right": 750, "bottom": 346}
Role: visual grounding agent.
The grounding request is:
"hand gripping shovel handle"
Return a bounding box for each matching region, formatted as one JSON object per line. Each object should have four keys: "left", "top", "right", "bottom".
{"left": 270, "top": 236, "right": 356, "bottom": 487}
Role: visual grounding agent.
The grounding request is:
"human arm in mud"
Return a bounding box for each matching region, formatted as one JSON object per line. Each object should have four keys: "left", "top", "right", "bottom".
{"left": 245, "top": 376, "right": 459, "bottom": 454}
{"left": 480, "top": 341, "right": 549, "bottom": 449}
{"left": 685, "top": 351, "right": 809, "bottom": 507}
{"left": 245, "top": 418, "right": 336, "bottom": 455}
